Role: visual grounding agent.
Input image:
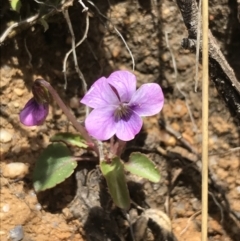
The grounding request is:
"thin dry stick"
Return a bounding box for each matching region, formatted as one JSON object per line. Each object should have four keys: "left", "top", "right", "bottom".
{"left": 63, "top": 12, "right": 89, "bottom": 90}
{"left": 78, "top": 0, "right": 89, "bottom": 12}
{"left": 208, "top": 191, "right": 224, "bottom": 223}
{"left": 97, "top": 140, "right": 104, "bottom": 162}
{"left": 63, "top": 9, "right": 89, "bottom": 116}
{"left": 113, "top": 26, "right": 135, "bottom": 71}
{"left": 180, "top": 210, "right": 201, "bottom": 236}
{"left": 0, "top": 14, "right": 39, "bottom": 44}
{"left": 201, "top": 0, "right": 209, "bottom": 240}
{"left": 86, "top": 0, "right": 135, "bottom": 71}
{"left": 195, "top": 0, "right": 202, "bottom": 92}
{"left": 33, "top": 0, "right": 59, "bottom": 10}
{"left": 125, "top": 213, "right": 136, "bottom": 241}
{"left": 209, "top": 146, "right": 240, "bottom": 157}
{"left": 230, "top": 146, "right": 240, "bottom": 152}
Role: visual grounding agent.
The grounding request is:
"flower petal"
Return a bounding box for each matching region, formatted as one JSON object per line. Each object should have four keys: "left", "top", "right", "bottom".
{"left": 80, "top": 77, "right": 119, "bottom": 108}
{"left": 115, "top": 111, "right": 143, "bottom": 141}
{"left": 85, "top": 107, "right": 117, "bottom": 141}
{"left": 129, "top": 83, "right": 164, "bottom": 116}
{"left": 107, "top": 70, "right": 136, "bottom": 102}
{"left": 20, "top": 98, "right": 49, "bottom": 126}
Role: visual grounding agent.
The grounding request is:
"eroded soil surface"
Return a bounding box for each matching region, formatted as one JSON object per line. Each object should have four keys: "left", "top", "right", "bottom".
{"left": 1, "top": 0, "right": 240, "bottom": 241}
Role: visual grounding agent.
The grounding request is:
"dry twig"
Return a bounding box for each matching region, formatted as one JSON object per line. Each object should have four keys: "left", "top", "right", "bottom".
{"left": 0, "top": 0, "right": 74, "bottom": 44}
{"left": 175, "top": 0, "right": 240, "bottom": 119}
{"left": 0, "top": 14, "right": 40, "bottom": 44}
{"left": 62, "top": 8, "right": 89, "bottom": 116}
{"left": 180, "top": 210, "right": 201, "bottom": 236}
{"left": 62, "top": 11, "right": 90, "bottom": 90}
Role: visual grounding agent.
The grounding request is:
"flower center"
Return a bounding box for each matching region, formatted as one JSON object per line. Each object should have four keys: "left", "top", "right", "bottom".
{"left": 114, "top": 103, "right": 131, "bottom": 121}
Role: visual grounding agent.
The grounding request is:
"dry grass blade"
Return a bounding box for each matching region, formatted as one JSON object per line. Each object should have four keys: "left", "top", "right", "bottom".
{"left": 195, "top": 0, "right": 202, "bottom": 92}
{"left": 86, "top": 0, "right": 135, "bottom": 71}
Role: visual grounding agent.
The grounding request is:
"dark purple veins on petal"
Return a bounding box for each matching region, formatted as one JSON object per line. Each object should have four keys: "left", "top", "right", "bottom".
{"left": 114, "top": 104, "right": 132, "bottom": 122}
{"left": 109, "top": 84, "right": 121, "bottom": 101}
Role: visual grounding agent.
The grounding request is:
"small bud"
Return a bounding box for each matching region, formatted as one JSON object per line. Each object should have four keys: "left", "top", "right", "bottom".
{"left": 19, "top": 98, "right": 49, "bottom": 126}
{"left": 32, "top": 79, "right": 50, "bottom": 104}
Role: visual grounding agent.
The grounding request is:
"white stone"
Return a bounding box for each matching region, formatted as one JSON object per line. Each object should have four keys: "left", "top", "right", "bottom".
{"left": 14, "top": 88, "right": 24, "bottom": 96}
{"left": 2, "top": 162, "right": 29, "bottom": 179}
{"left": 2, "top": 204, "right": 10, "bottom": 213}
{"left": 0, "top": 129, "right": 13, "bottom": 143}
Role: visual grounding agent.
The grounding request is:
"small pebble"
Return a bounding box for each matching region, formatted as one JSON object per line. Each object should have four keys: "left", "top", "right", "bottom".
{"left": 0, "top": 230, "right": 6, "bottom": 235}
{"left": 191, "top": 198, "right": 201, "bottom": 210}
{"left": 0, "top": 143, "right": 11, "bottom": 154}
{"left": 28, "top": 190, "right": 36, "bottom": 196}
{"left": 54, "top": 108, "right": 62, "bottom": 116}
{"left": 9, "top": 225, "right": 24, "bottom": 241}
{"left": 11, "top": 145, "right": 21, "bottom": 154}
{"left": 236, "top": 186, "right": 240, "bottom": 194}
{"left": 13, "top": 102, "right": 19, "bottom": 108}
{"left": 2, "top": 204, "right": 10, "bottom": 213}
{"left": 69, "top": 97, "right": 80, "bottom": 109}
{"left": 0, "top": 129, "right": 13, "bottom": 143}
{"left": 30, "top": 143, "right": 39, "bottom": 151}
{"left": 35, "top": 203, "right": 42, "bottom": 211}
{"left": 2, "top": 162, "right": 29, "bottom": 179}
{"left": 175, "top": 202, "right": 185, "bottom": 216}
{"left": 13, "top": 88, "right": 24, "bottom": 97}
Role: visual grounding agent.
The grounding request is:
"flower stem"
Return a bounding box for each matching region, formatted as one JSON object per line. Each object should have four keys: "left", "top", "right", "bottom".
{"left": 110, "top": 137, "right": 126, "bottom": 157}
{"left": 35, "top": 79, "right": 99, "bottom": 155}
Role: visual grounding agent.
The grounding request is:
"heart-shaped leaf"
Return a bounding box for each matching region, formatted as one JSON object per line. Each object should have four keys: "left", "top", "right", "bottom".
{"left": 10, "top": 0, "right": 22, "bottom": 13}
{"left": 100, "top": 157, "right": 130, "bottom": 210}
{"left": 124, "top": 152, "right": 160, "bottom": 183}
{"left": 50, "top": 132, "right": 88, "bottom": 148}
{"left": 33, "top": 143, "right": 77, "bottom": 192}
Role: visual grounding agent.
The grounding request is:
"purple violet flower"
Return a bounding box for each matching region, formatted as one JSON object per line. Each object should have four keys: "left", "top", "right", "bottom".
{"left": 80, "top": 70, "right": 164, "bottom": 141}
{"left": 19, "top": 98, "right": 49, "bottom": 126}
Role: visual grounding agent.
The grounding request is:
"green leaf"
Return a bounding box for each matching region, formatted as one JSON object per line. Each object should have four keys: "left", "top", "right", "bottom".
{"left": 100, "top": 157, "right": 130, "bottom": 210}
{"left": 33, "top": 143, "right": 77, "bottom": 192}
{"left": 124, "top": 152, "right": 160, "bottom": 183}
{"left": 39, "top": 18, "right": 49, "bottom": 32}
{"left": 10, "top": 0, "right": 22, "bottom": 13}
{"left": 50, "top": 132, "right": 88, "bottom": 149}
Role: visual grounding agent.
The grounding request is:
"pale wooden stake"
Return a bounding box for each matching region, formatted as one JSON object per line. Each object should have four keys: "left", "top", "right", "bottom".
{"left": 202, "top": 0, "right": 209, "bottom": 240}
